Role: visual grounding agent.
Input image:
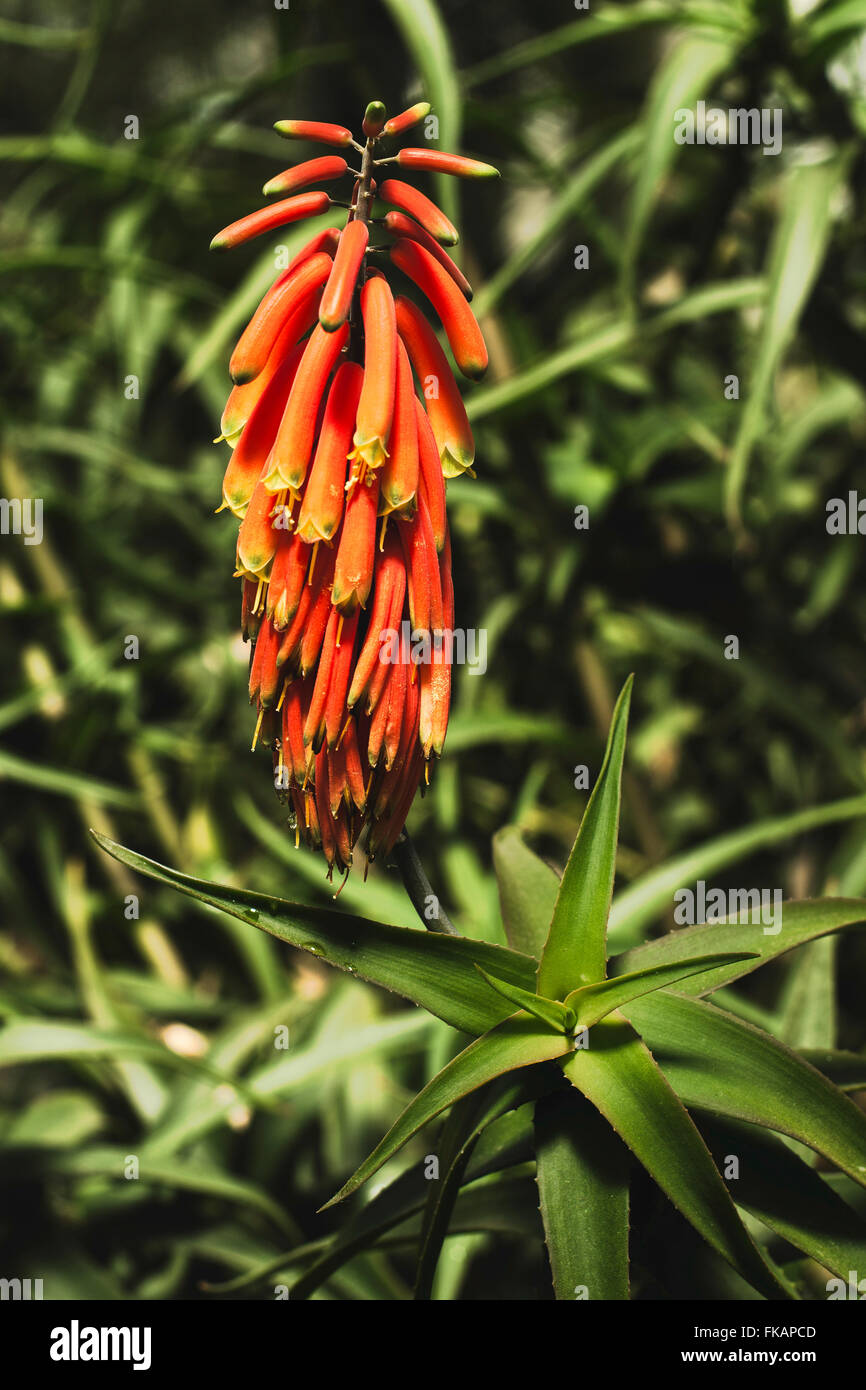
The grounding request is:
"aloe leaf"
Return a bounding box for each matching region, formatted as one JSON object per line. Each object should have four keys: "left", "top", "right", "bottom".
{"left": 628, "top": 992, "right": 866, "bottom": 1189}
{"left": 800, "top": 1049, "right": 866, "bottom": 1093}
{"left": 414, "top": 1077, "right": 538, "bottom": 1300}
{"left": 566, "top": 952, "right": 756, "bottom": 1027}
{"left": 492, "top": 826, "right": 559, "bottom": 958}
{"left": 475, "top": 967, "right": 569, "bottom": 1032}
{"left": 611, "top": 898, "right": 866, "bottom": 997}
{"left": 725, "top": 155, "right": 847, "bottom": 523}
{"left": 698, "top": 1116, "right": 866, "bottom": 1283}
{"left": 323, "top": 1014, "right": 574, "bottom": 1209}
{"left": 92, "top": 833, "right": 537, "bottom": 1037}
{"left": 623, "top": 31, "right": 740, "bottom": 293}
{"left": 562, "top": 1016, "right": 790, "bottom": 1300}
{"left": 535, "top": 1085, "right": 630, "bottom": 1300}
{"left": 537, "top": 676, "right": 633, "bottom": 999}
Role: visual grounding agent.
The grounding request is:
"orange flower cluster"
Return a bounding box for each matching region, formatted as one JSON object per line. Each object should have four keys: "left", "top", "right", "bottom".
{"left": 212, "top": 100, "right": 497, "bottom": 877}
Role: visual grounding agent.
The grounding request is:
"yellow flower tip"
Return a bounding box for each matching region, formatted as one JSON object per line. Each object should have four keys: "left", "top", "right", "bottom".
{"left": 349, "top": 435, "right": 389, "bottom": 473}
{"left": 440, "top": 444, "right": 475, "bottom": 479}
{"left": 209, "top": 234, "right": 228, "bottom": 252}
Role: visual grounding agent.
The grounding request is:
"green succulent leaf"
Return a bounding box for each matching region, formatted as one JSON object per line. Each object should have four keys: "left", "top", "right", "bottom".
{"left": 323, "top": 1013, "right": 574, "bottom": 1209}
{"left": 475, "top": 966, "right": 570, "bottom": 1032}
{"left": 537, "top": 675, "right": 633, "bottom": 999}
{"left": 612, "top": 898, "right": 866, "bottom": 998}
{"left": 92, "top": 832, "right": 536, "bottom": 1037}
{"left": 629, "top": 991, "right": 866, "bottom": 1189}
{"left": 562, "top": 1015, "right": 790, "bottom": 1300}
{"left": 565, "top": 951, "right": 757, "bottom": 1027}
{"left": 535, "top": 1084, "right": 630, "bottom": 1301}
{"left": 492, "top": 825, "right": 559, "bottom": 958}
{"left": 698, "top": 1116, "right": 866, "bottom": 1284}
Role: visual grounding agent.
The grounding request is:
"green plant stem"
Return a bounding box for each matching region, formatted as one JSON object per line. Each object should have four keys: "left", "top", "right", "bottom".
{"left": 389, "top": 832, "right": 459, "bottom": 935}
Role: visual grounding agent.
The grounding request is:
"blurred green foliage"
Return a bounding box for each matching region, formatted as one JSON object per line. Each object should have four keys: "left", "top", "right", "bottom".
{"left": 1, "top": 0, "right": 866, "bottom": 1299}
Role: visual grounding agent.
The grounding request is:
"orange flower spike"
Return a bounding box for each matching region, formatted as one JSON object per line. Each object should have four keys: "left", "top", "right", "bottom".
{"left": 367, "top": 664, "right": 395, "bottom": 769}
{"left": 222, "top": 342, "right": 305, "bottom": 515}
{"left": 383, "top": 654, "right": 410, "bottom": 771}
{"left": 262, "top": 154, "right": 348, "bottom": 197}
{"left": 379, "top": 179, "right": 458, "bottom": 246}
{"left": 395, "top": 296, "right": 475, "bottom": 478}
{"left": 295, "top": 362, "right": 363, "bottom": 544}
{"left": 229, "top": 251, "right": 332, "bottom": 384}
{"left": 281, "top": 678, "right": 308, "bottom": 782}
{"left": 210, "top": 190, "right": 332, "bottom": 252}
{"left": 248, "top": 617, "right": 282, "bottom": 706}
{"left": 350, "top": 276, "right": 397, "bottom": 475}
{"left": 274, "top": 119, "right": 355, "bottom": 148}
{"left": 332, "top": 470, "right": 380, "bottom": 613}
{"left": 266, "top": 530, "right": 310, "bottom": 630}
{"left": 340, "top": 717, "right": 368, "bottom": 812}
{"left": 347, "top": 531, "right": 405, "bottom": 710}
{"left": 315, "top": 750, "right": 338, "bottom": 868}
{"left": 267, "top": 322, "right": 350, "bottom": 492}
{"left": 324, "top": 609, "right": 360, "bottom": 748}
{"left": 327, "top": 739, "right": 349, "bottom": 817}
{"left": 278, "top": 548, "right": 334, "bottom": 671}
{"left": 381, "top": 211, "right": 473, "bottom": 299}
{"left": 393, "top": 148, "right": 500, "bottom": 180}
{"left": 415, "top": 398, "right": 446, "bottom": 551}
{"left": 380, "top": 339, "right": 419, "bottom": 516}
{"left": 237, "top": 471, "right": 281, "bottom": 578}
{"left": 319, "top": 221, "right": 369, "bottom": 332}
{"left": 303, "top": 607, "right": 340, "bottom": 750}
{"left": 299, "top": 552, "right": 338, "bottom": 674}
{"left": 399, "top": 497, "right": 443, "bottom": 636}
{"left": 390, "top": 238, "right": 488, "bottom": 380}
{"left": 382, "top": 102, "right": 431, "bottom": 138}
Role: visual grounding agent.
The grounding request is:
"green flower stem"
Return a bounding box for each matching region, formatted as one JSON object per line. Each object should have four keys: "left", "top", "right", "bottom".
{"left": 389, "top": 832, "right": 460, "bottom": 935}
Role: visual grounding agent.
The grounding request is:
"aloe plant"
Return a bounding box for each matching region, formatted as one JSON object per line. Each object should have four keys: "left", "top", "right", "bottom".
{"left": 94, "top": 675, "right": 866, "bottom": 1299}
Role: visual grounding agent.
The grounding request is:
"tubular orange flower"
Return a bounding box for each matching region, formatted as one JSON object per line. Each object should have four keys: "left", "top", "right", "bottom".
{"left": 266, "top": 321, "right": 350, "bottom": 492}
{"left": 390, "top": 238, "right": 488, "bottom": 379}
{"left": 382, "top": 102, "right": 431, "bottom": 138}
{"left": 393, "top": 148, "right": 500, "bottom": 180}
{"left": 395, "top": 295, "right": 475, "bottom": 477}
{"left": 295, "top": 361, "right": 363, "bottom": 543}
{"left": 229, "top": 250, "right": 332, "bottom": 384}
{"left": 378, "top": 178, "right": 459, "bottom": 246}
{"left": 381, "top": 211, "right": 472, "bottom": 299}
{"left": 349, "top": 276, "right": 396, "bottom": 476}
{"left": 318, "top": 221, "right": 369, "bottom": 332}
{"left": 379, "top": 339, "right": 419, "bottom": 517}
{"left": 332, "top": 469, "right": 380, "bottom": 614}
{"left": 210, "top": 191, "right": 332, "bottom": 252}
{"left": 262, "top": 154, "right": 348, "bottom": 197}
{"left": 212, "top": 98, "right": 495, "bottom": 877}
{"left": 274, "top": 119, "right": 355, "bottom": 147}
{"left": 221, "top": 341, "right": 305, "bottom": 515}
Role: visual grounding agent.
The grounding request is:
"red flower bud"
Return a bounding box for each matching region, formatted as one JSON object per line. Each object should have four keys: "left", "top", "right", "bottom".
{"left": 318, "top": 221, "right": 369, "bottom": 332}
{"left": 266, "top": 322, "right": 349, "bottom": 492}
{"left": 229, "top": 250, "right": 332, "bottom": 385}
{"left": 332, "top": 470, "right": 380, "bottom": 614}
{"left": 295, "top": 361, "right": 363, "bottom": 544}
{"left": 274, "top": 120, "right": 354, "bottom": 148}
{"left": 390, "top": 238, "right": 488, "bottom": 379}
{"left": 395, "top": 295, "right": 475, "bottom": 477}
{"left": 380, "top": 339, "right": 419, "bottom": 517}
{"left": 379, "top": 178, "right": 458, "bottom": 246}
{"left": 382, "top": 102, "right": 431, "bottom": 138}
{"left": 394, "top": 148, "right": 499, "bottom": 179}
{"left": 262, "top": 154, "right": 348, "bottom": 197}
{"left": 349, "top": 277, "right": 397, "bottom": 476}
{"left": 210, "top": 191, "right": 332, "bottom": 252}
{"left": 382, "top": 211, "right": 472, "bottom": 299}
